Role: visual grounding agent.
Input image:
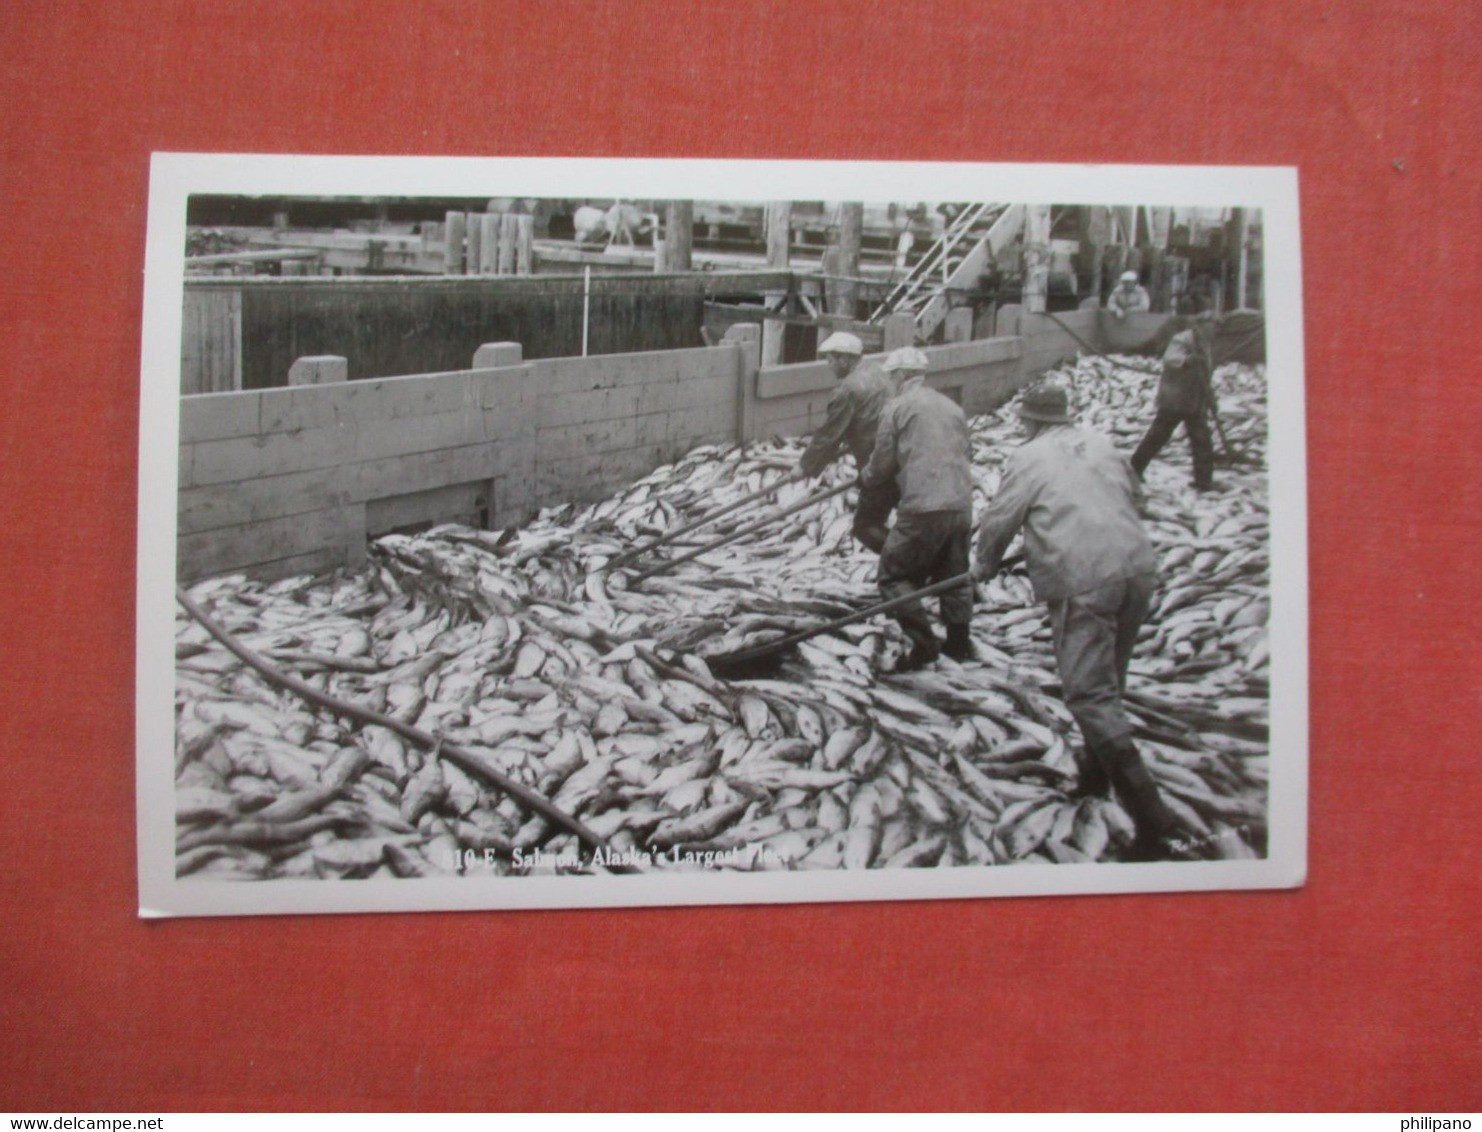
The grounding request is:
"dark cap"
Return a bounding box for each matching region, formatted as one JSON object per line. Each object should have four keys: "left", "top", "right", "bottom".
{"left": 1017, "top": 383, "right": 1071, "bottom": 424}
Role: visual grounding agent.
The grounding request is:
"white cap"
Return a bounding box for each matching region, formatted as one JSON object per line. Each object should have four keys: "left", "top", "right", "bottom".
{"left": 1120, "top": 270, "right": 1139, "bottom": 283}
{"left": 817, "top": 331, "right": 863, "bottom": 356}
{"left": 883, "top": 346, "right": 930, "bottom": 373}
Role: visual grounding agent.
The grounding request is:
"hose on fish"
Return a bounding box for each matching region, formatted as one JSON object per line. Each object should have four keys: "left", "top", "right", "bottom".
{"left": 175, "top": 585, "right": 640, "bottom": 875}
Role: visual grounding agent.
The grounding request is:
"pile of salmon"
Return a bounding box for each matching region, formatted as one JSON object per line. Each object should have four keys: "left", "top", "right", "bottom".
{"left": 174, "top": 355, "right": 1272, "bottom": 879}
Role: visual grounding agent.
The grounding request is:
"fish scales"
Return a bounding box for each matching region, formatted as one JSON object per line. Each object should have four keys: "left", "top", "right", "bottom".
{"left": 174, "top": 358, "right": 1271, "bottom": 875}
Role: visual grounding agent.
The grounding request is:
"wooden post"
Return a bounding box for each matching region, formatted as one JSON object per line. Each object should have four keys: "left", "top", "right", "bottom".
{"left": 1022, "top": 204, "right": 1051, "bottom": 313}
{"left": 1146, "top": 247, "right": 1167, "bottom": 312}
{"left": 766, "top": 201, "right": 792, "bottom": 269}
{"left": 832, "top": 202, "right": 863, "bottom": 317}
{"left": 722, "top": 323, "right": 761, "bottom": 445}
{"left": 665, "top": 200, "right": 693, "bottom": 272}
{"left": 821, "top": 247, "right": 841, "bottom": 314}
{"left": 761, "top": 201, "right": 792, "bottom": 367}
{"left": 479, "top": 214, "right": 500, "bottom": 275}
{"left": 1085, "top": 205, "right": 1109, "bottom": 306}
{"left": 1231, "top": 207, "right": 1249, "bottom": 310}
{"left": 287, "top": 355, "right": 348, "bottom": 386}
{"left": 473, "top": 341, "right": 523, "bottom": 368}
{"left": 883, "top": 312, "right": 915, "bottom": 352}
{"left": 514, "top": 214, "right": 534, "bottom": 274}
{"left": 498, "top": 214, "right": 519, "bottom": 274}
{"left": 444, "top": 211, "right": 466, "bottom": 275}
{"left": 465, "top": 213, "right": 482, "bottom": 277}
{"left": 944, "top": 308, "right": 974, "bottom": 343}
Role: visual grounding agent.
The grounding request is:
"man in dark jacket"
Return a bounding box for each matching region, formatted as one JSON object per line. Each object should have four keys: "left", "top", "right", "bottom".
{"left": 974, "top": 382, "right": 1184, "bottom": 861}
{"left": 797, "top": 332, "right": 898, "bottom": 551}
{"left": 1130, "top": 312, "right": 1217, "bottom": 491}
{"left": 861, "top": 346, "right": 976, "bottom": 671}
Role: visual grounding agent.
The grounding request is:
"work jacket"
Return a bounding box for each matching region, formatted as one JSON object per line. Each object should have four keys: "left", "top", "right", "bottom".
{"left": 798, "top": 361, "right": 892, "bottom": 476}
{"left": 1107, "top": 285, "right": 1150, "bottom": 315}
{"left": 975, "top": 424, "right": 1157, "bottom": 601}
{"left": 1157, "top": 327, "right": 1214, "bottom": 416}
{"left": 862, "top": 376, "right": 973, "bottom": 515}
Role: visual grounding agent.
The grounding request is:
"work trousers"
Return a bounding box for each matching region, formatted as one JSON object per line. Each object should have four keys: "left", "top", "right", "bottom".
{"left": 877, "top": 510, "right": 973, "bottom": 649}
{"left": 852, "top": 479, "right": 901, "bottom": 553}
{"left": 1130, "top": 407, "right": 1214, "bottom": 490}
{"left": 1051, "top": 572, "right": 1178, "bottom": 842}
{"left": 1048, "top": 572, "right": 1155, "bottom": 750}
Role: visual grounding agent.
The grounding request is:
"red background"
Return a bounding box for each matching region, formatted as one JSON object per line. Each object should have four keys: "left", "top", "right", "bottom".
{"left": 1, "top": 0, "right": 1477, "bottom": 1112}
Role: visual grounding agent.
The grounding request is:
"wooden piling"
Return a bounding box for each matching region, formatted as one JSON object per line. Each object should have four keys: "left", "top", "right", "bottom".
{"left": 465, "top": 214, "right": 482, "bottom": 276}
{"left": 498, "top": 213, "right": 518, "bottom": 274}
{"left": 444, "top": 211, "right": 466, "bottom": 275}
{"left": 761, "top": 201, "right": 792, "bottom": 366}
{"left": 832, "top": 202, "right": 863, "bottom": 317}
{"left": 1232, "top": 207, "right": 1249, "bottom": 309}
{"left": 665, "top": 200, "right": 693, "bottom": 272}
{"left": 514, "top": 215, "right": 533, "bottom": 274}
{"left": 479, "top": 213, "right": 500, "bottom": 275}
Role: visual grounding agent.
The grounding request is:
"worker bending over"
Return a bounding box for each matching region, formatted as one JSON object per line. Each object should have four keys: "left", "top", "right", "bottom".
{"left": 797, "top": 332, "right": 898, "bottom": 551}
{"left": 1106, "top": 270, "right": 1150, "bottom": 319}
{"left": 862, "top": 347, "right": 976, "bottom": 672}
{"left": 973, "top": 382, "right": 1184, "bottom": 861}
{"left": 1130, "top": 311, "right": 1216, "bottom": 492}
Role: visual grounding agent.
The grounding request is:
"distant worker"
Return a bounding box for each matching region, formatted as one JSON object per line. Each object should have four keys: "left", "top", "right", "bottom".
{"left": 861, "top": 347, "right": 976, "bottom": 671}
{"left": 1129, "top": 311, "right": 1217, "bottom": 492}
{"left": 797, "top": 332, "right": 898, "bottom": 551}
{"left": 972, "top": 382, "right": 1184, "bottom": 861}
{"left": 1106, "top": 270, "right": 1150, "bottom": 319}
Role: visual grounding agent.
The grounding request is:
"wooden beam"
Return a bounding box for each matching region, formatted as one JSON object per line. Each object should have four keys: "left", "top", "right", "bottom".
{"left": 186, "top": 248, "right": 323, "bottom": 266}
{"left": 766, "top": 201, "right": 792, "bottom": 269}
{"left": 478, "top": 214, "right": 500, "bottom": 275}
{"left": 497, "top": 213, "right": 518, "bottom": 274}
{"left": 1231, "top": 207, "right": 1249, "bottom": 310}
{"left": 831, "top": 202, "right": 863, "bottom": 317}
{"left": 665, "top": 200, "right": 693, "bottom": 272}
{"left": 465, "top": 215, "right": 482, "bottom": 276}
{"left": 514, "top": 214, "right": 533, "bottom": 275}
{"left": 444, "top": 212, "right": 467, "bottom": 274}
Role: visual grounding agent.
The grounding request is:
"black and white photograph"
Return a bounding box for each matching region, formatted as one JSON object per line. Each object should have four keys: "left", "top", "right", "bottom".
{"left": 137, "top": 156, "right": 1307, "bottom": 917}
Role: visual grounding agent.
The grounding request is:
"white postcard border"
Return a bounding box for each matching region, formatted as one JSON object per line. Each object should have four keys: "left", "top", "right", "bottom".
{"left": 137, "top": 154, "right": 1307, "bottom": 917}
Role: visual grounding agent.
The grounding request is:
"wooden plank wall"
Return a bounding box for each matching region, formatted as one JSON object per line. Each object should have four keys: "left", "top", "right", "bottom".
{"left": 529, "top": 346, "right": 740, "bottom": 509}
{"left": 174, "top": 311, "right": 1170, "bottom": 583}
{"left": 178, "top": 364, "right": 539, "bottom": 581}
{"left": 234, "top": 279, "right": 706, "bottom": 389}
{"left": 180, "top": 287, "right": 241, "bottom": 394}
{"left": 180, "top": 274, "right": 789, "bottom": 393}
{"left": 177, "top": 344, "right": 744, "bottom": 582}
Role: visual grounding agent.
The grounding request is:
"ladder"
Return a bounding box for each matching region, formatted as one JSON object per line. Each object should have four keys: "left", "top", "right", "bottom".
{"left": 868, "top": 203, "right": 1005, "bottom": 321}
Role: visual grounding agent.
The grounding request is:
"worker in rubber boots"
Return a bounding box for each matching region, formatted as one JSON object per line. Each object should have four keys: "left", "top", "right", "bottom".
{"left": 972, "top": 382, "right": 1184, "bottom": 861}
{"left": 861, "top": 346, "right": 976, "bottom": 672}
{"left": 796, "top": 331, "right": 898, "bottom": 552}
{"left": 1106, "top": 269, "right": 1150, "bottom": 318}
{"left": 1129, "top": 310, "right": 1216, "bottom": 492}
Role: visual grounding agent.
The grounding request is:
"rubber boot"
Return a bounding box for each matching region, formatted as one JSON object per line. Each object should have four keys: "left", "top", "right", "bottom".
{"left": 892, "top": 636, "right": 940, "bottom": 674}
{"left": 853, "top": 520, "right": 889, "bottom": 554}
{"left": 1068, "top": 745, "right": 1111, "bottom": 800}
{"left": 1097, "top": 737, "right": 1181, "bottom": 861}
{"left": 942, "top": 623, "right": 977, "bottom": 663}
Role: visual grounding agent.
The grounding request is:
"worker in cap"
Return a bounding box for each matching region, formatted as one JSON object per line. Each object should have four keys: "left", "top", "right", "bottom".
{"left": 797, "top": 331, "right": 898, "bottom": 552}
{"left": 861, "top": 345, "right": 976, "bottom": 671}
{"left": 1106, "top": 269, "right": 1150, "bottom": 320}
{"left": 973, "top": 381, "right": 1186, "bottom": 860}
{"left": 1130, "top": 311, "right": 1217, "bottom": 492}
